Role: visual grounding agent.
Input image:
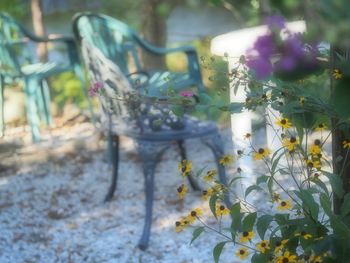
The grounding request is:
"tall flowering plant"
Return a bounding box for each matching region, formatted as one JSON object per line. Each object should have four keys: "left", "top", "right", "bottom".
{"left": 175, "top": 16, "right": 350, "bottom": 263}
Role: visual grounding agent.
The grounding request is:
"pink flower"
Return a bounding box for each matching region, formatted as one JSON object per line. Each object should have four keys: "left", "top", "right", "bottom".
{"left": 180, "top": 90, "right": 194, "bottom": 97}
{"left": 88, "top": 82, "right": 103, "bottom": 96}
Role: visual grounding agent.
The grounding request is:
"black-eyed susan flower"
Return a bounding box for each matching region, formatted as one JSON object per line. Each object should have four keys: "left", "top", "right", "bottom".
{"left": 305, "top": 159, "right": 321, "bottom": 170}
{"left": 295, "top": 231, "right": 312, "bottom": 240}
{"left": 343, "top": 140, "right": 350, "bottom": 149}
{"left": 216, "top": 204, "right": 230, "bottom": 216}
{"left": 244, "top": 133, "right": 251, "bottom": 139}
{"left": 274, "top": 239, "right": 288, "bottom": 253}
{"left": 239, "top": 231, "right": 254, "bottom": 243}
{"left": 309, "top": 144, "right": 321, "bottom": 156}
{"left": 277, "top": 199, "right": 291, "bottom": 211}
{"left": 235, "top": 247, "right": 249, "bottom": 260}
{"left": 256, "top": 240, "right": 270, "bottom": 253}
{"left": 188, "top": 208, "right": 203, "bottom": 223}
{"left": 177, "top": 184, "right": 188, "bottom": 199}
{"left": 203, "top": 169, "right": 217, "bottom": 182}
{"left": 219, "top": 154, "right": 233, "bottom": 166}
{"left": 201, "top": 188, "right": 214, "bottom": 200}
{"left": 275, "top": 117, "right": 292, "bottom": 129}
{"left": 175, "top": 217, "right": 190, "bottom": 232}
{"left": 333, "top": 69, "right": 343, "bottom": 79}
{"left": 253, "top": 148, "right": 271, "bottom": 160}
{"left": 315, "top": 123, "right": 327, "bottom": 132}
{"left": 283, "top": 136, "right": 299, "bottom": 152}
{"left": 178, "top": 160, "right": 192, "bottom": 176}
{"left": 276, "top": 251, "right": 297, "bottom": 263}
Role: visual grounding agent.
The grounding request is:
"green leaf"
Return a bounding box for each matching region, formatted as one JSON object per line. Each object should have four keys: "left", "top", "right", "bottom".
{"left": 228, "top": 176, "right": 245, "bottom": 187}
{"left": 323, "top": 171, "right": 345, "bottom": 198}
{"left": 294, "top": 190, "right": 319, "bottom": 220}
{"left": 312, "top": 178, "right": 329, "bottom": 196}
{"left": 190, "top": 227, "right": 205, "bottom": 245}
{"left": 228, "top": 102, "right": 244, "bottom": 114}
{"left": 256, "top": 175, "right": 270, "bottom": 185}
{"left": 213, "top": 242, "right": 227, "bottom": 263}
{"left": 251, "top": 253, "right": 269, "bottom": 263}
{"left": 320, "top": 193, "right": 332, "bottom": 216}
{"left": 171, "top": 105, "right": 184, "bottom": 116}
{"left": 256, "top": 215, "right": 274, "bottom": 240}
{"left": 209, "top": 195, "right": 218, "bottom": 219}
{"left": 271, "top": 149, "right": 287, "bottom": 174}
{"left": 341, "top": 193, "right": 350, "bottom": 217}
{"left": 198, "top": 93, "right": 212, "bottom": 104}
{"left": 245, "top": 185, "right": 262, "bottom": 198}
{"left": 242, "top": 212, "right": 257, "bottom": 231}
{"left": 230, "top": 202, "right": 242, "bottom": 233}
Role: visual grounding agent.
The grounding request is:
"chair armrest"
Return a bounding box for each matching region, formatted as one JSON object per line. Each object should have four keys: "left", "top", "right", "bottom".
{"left": 135, "top": 36, "right": 205, "bottom": 93}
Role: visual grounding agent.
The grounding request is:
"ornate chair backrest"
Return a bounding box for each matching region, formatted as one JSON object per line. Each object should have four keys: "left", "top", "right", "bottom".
{"left": 73, "top": 12, "right": 143, "bottom": 76}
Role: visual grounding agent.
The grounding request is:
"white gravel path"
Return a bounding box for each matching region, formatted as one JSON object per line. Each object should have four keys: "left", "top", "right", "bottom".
{"left": 0, "top": 122, "right": 246, "bottom": 263}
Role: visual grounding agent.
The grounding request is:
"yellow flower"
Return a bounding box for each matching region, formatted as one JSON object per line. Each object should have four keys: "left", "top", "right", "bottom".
{"left": 201, "top": 188, "right": 214, "bottom": 200}
{"left": 178, "top": 160, "right": 192, "bottom": 177}
{"left": 256, "top": 240, "right": 270, "bottom": 253}
{"left": 315, "top": 123, "right": 327, "bottom": 132}
{"left": 175, "top": 217, "right": 190, "bottom": 232}
{"left": 305, "top": 159, "right": 321, "bottom": 170}
{"left": 343, "top": 140, "right": 350, "bottom": 149}
{"left": 203, "top": 169, "right": 217, "bottom": 182}
{"left": 274, "top": 239, "right": 288, "bottom": 253}
{"left": 283, "top": 136, "right": 299, "bottom": 152}
{"left": 310, "top": 255, "right": 323, "bottom": 263}
{"left": 239, "top": 231, "right": 254, "bottom": 243}
{"left": 215, "top": 204, "right": 230, "bottom": 216}
{"left": 309, "top": 144, "right": 321, "bottom": 156}
{"left": 299, "top": 97, "right": 305, "bottom": 106}
{"left": 177, "top": 184, "right": 188, "bottom": 199}
{"left": 235, "top": 247, "right": 249, "bottom": 260}
{"left": 277, "top": 199, "right": 291, "bottom": 211}
{"left": 295, "top": 231, "right": 312, "bottom": 240}
{"left": 188, "top": 208, "right": 203, "bottom": 223}
{"left": 333, "top": 69, "right": 343, "bottom": 79}
{"left": 275, "top": 118, "right": 292, "bottom": 129}
{"left": 219, "top": 154, "right": 233, "bottom": 166}
{"left": 253, "top": 148, "right": 271, "bottom": 160}
{"left": 276, "top": 251, "right": 297, "bottom": 263}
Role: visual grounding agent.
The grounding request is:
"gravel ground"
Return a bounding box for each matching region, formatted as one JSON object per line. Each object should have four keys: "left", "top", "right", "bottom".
{"left": 0, "top": 122, "right": 248, "bottom": 263}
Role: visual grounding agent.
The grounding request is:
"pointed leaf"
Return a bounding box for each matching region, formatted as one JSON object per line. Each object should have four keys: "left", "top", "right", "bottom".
{"left": 230, "top": 202, "right": 241, "bottom": 233}
{"left": 245, "top": 185, "right": 262, "bottom": 198}
{"left": 190, "top": 227, "right": 205, "bottom": 245}
{"left": 256, "top": 215, "right": 274, "bottom": 240}
{"left": 209, "top": 195, "right": 218, "bottom": 219}
{"left": 341, "top": 193, "right": 350, "bottom": 217}
{"left": 213, "top": 242, "right": 227, "bottom": 263}
{"left": 242, "top": 212, "right": 257, "bottom": 231}
{"left": 323, "top": 171, "right": 345, "bottom": 198}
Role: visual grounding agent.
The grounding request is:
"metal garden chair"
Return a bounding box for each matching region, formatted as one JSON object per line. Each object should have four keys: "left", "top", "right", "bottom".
{"left": 0, "top": 12, "right": 92, "bottom": 142}
{"left": 73, "top": 13, "right": 230, "bottom": 249}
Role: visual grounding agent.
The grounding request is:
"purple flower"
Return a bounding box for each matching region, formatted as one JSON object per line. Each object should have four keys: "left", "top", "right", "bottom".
{"left": 253, "top": 34, "right": 276, "bottom": 58}
{"left": 88, "top": 81, "right": 103, "bottom": 97}
{"left": 277, "top": 56, "right": 296, "bottom": 71}
{"left": 180, "top": 90, "right": 194, "bottom": 97}
{"left": 265, "top": 15, "right": 286, "bottom": 30}
{"left": 246, "top": 57, "right": 273, "bottom": 79}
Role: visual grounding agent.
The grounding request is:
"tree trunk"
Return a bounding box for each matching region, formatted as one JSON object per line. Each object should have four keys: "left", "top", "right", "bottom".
{"left": 330, "top": 46, "right": 350, "bottom": 214}
{"left": 141, "top": 0, "right": 167, "bottom": 70}
{"left": 31, "top": 0, "right": 47, "bottom": 62}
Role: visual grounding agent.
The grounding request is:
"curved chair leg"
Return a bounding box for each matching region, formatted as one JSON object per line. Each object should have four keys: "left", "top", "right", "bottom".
{"left": 24, "top": 77, "right": 41, "bottom": 142}
{"left": 104, "top": 135, "right": 119, "bottom": 202}
{"left": 201, "top": 133, "right": 232, "bottom": 208}
{"left": 137, "top": 141, "right": 169, "bottom": 250}
{"left": 177, "top": 140, "right": 200, "bottom": 191}
{"left": 0, "top": 75, "right": 4, "bottom": 137}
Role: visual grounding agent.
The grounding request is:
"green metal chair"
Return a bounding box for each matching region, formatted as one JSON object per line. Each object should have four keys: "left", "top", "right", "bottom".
{"left": 0, "top": 12, "right": 91, "bottom": 142}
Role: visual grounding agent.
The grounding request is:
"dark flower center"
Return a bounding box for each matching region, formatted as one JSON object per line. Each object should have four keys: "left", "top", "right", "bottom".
{"left": 175, "top": 221, "right": 181, "bottom": 226}
{"left": 258, "top": 148, "right": 265, "bottom": 154}
{"left": 318, "top": 124, "right": 324, "bottom": 128}
{"left": 281, "top": 119, "right": 287, "bottom": 125}
{"left": 314, "top": 139, "right": 321, "bottom": 145}
{"left": 290, "top": 137, "right": 296, "bottom": 143}
{"left": 276, "top": 241, "right": 282, "bottom": 246}
{"left": 282, "top": 258, "right": 289, "bottom": 263}
{"left": 177, "top": 187, "right": 183, "bottom": 193}
{"left": 301, "top": 231, "right": 306, "bottom": 236}
{"left": 240, "top": 250, "right": 245, "bottom": 255}
{"left": 220, "top": 205, "right": 225, "bottom": 210}
{"left": 281, "top": 201, "right": 287, "bottom": 206}
{"left": 243, "top": 231, "right": 249, "bottom": 237}
{"left": 307, "top": 161, "right": 314, "bottom": 168}
{"left": 261, "top": 242, "right": 266, "bottom": 247}
{"left": 202, "top": 190, "right": 208, "bottom": 195}
{"left": 191, "top": 211, "right": 197, "bottom": 217}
